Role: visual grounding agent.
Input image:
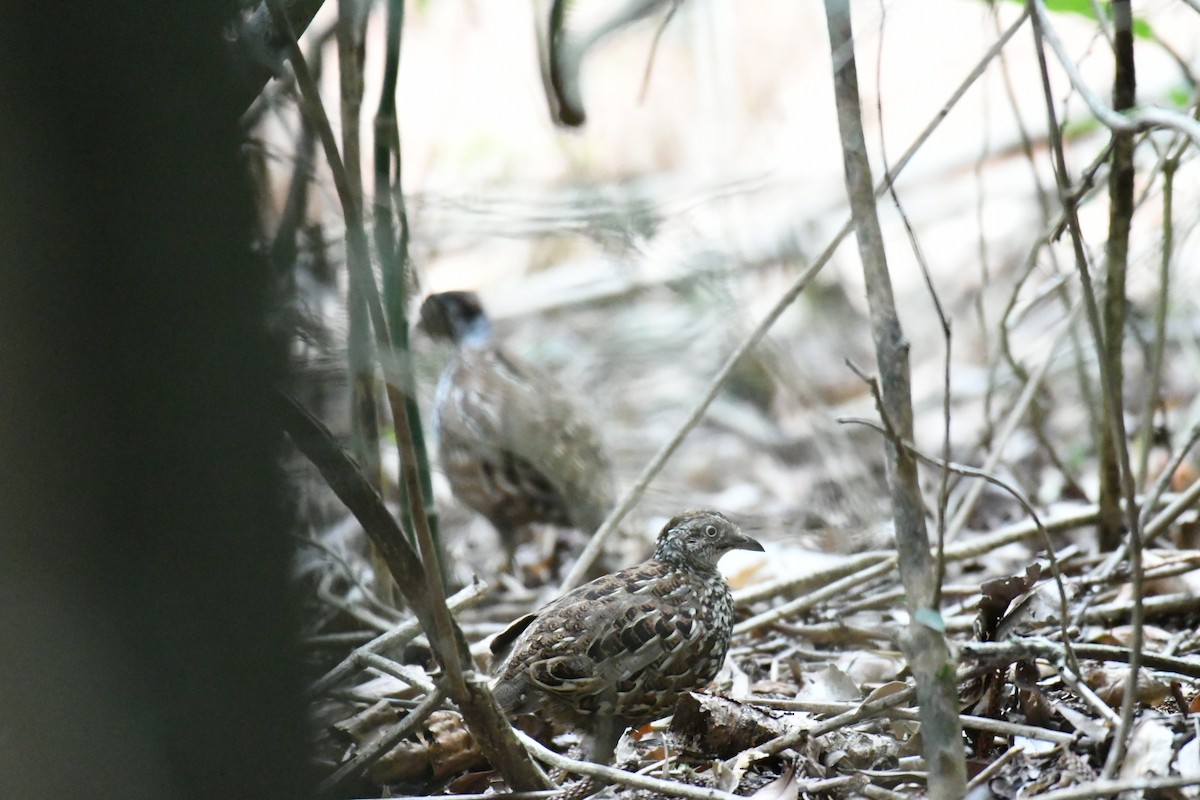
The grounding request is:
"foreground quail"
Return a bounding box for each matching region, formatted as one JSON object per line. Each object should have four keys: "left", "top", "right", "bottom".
{"left": 420, "top": 291, "right": 615, "bottom": 569}
{"left": 490, "top": 510, "right": 764, "bottom": 765}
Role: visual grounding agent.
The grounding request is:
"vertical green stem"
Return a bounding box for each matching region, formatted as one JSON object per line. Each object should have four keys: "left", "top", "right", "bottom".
{"left": 372, "top": 0, "right": 442, "bottom": 562}
{"left": 338, "top": 0, "right": 378, "bottom": 493}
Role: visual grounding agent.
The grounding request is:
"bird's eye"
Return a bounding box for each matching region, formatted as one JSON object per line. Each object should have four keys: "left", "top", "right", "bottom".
{"left": 704, "top": 524, "right": 718, "bottom": 537}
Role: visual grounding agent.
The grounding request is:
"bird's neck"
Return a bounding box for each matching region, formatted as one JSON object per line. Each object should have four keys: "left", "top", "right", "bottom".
{"left": 653, "top": 543, "right": 719, "bottom": 577}
{"left": 455, "top": 316, "right": 494, "bottom": 349}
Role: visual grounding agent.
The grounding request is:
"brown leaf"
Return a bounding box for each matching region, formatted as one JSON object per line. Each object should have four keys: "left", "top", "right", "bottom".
{"left": 334, "top": 706, "right": 487, "bottom": 784}
{"left": 1085, "top": 667, "right": 1171, "bottom": 708}
{"left": 976, "top": 564, "right": 1041, "bottom": 641}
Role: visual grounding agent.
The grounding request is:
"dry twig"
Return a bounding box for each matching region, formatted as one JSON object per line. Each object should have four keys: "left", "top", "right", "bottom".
{"left": 558, "top": 8, "right": 1031, "bottom": 592}
{"left": 821, "top": 5, "right": 964, "bottom": 783}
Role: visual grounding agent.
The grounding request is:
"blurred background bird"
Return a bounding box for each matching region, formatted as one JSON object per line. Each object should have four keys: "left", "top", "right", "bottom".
{"left": 419, "top": 291, "right": 616, "bottom": 579}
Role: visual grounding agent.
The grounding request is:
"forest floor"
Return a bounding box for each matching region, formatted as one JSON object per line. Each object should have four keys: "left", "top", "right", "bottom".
{"left": 292, "top": 259, "right": 1200, "bottom": 798}
{"left": 268, "top": 3, "right": 1200, "bottom": 797}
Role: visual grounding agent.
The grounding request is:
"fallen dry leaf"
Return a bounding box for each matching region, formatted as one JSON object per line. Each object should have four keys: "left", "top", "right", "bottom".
{"left": 1119, "top": 718, "right": 1174, "bottom": 780}
{"left": 747, "top": 763, "right": 799, "bottom": 800}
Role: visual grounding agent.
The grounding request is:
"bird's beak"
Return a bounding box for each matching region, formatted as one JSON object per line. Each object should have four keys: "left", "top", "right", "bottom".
{"left": 731, "top": 531, "right": 765, "bottom": 553}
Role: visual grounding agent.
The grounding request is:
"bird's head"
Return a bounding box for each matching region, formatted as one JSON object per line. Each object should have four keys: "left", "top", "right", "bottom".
{"left": 418, "top": 290, "right": 492, "bottom": 347}
{"left": 653, "top": 509, "right": 763, "bottom": 572}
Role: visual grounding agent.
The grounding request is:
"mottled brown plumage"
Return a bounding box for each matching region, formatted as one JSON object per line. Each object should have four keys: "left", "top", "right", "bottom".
{"left": 490, "top": 510, "right": 763, "bottom": 764}
{"left": 420, "top": 291, "right": 615, "bottom": 568}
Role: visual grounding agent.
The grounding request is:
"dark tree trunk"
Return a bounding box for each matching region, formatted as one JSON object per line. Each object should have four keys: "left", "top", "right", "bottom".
{"left": 0, "top": 2, "right": 311, "bottom": 797}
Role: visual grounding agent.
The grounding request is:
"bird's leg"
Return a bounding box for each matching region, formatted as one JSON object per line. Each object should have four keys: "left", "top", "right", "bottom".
{"left": 587, "top": 718, "right": 625, "bottom": 765}
{"left": 493, "top": 522, "right": 522, "bottom": 580}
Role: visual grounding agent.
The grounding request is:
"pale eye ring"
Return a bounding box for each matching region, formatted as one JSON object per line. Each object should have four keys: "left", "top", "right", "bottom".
{"left": 704, "top": 524, "right": 718, "bottom": 538}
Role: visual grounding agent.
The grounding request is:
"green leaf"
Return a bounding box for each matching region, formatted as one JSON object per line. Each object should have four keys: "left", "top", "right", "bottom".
{"left": 1062, "top": 116, "right": 1102, "bottom": 138}
{"left": 1168, "top": 84, "right": 1193, "bottom": 110}
{"left": 997, "top": 0, "right": 1155, "bottom": 41}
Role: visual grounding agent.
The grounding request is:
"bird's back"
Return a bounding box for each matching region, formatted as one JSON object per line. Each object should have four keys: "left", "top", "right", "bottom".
{"left": 434, "top": 343, "right": 614, "bottom": 537}
{"left": 491, "top": 557, "right": 734, "bottom": 726}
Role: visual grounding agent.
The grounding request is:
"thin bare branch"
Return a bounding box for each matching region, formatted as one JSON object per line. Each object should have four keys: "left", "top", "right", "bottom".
{"left": 1030, "top": 5, "right": 1147, "bottom": 774}
{"left": 558, "top": 7, "right": 1030, "bottom": 592}
{"left": 823, "top": 0, "right": 965, "bottom": 790}
{"left": 732, "top": 551, "right": 892, "bottom": 607}
{"left": 840, "top": 415, "right": 1080, "bottom": 675}
{"left": 310, "top": 580, "right": 488, "bottom": 696}
{"left": 514, "top": 729, "right": 746, "bottom": 800}
{"left": 948, "top": 301, "right": 1085, "bottom": 541}
{"left": 966, "top": 745, "right": 1025, "bottom": 791}
{"left": 733, "top": 558, "right": 896, "bottom": 634}
{"left": 962, "top": 638, "right": 1200, "bottom": 680}
{"left": 1144, "top": 467, "right": 1200, "bottom": 542}
{"left": 265, "top": 1, "right": 548, "bottom": 787}
{"left": 1028, "top": 0, "right": 1200, "bottom": 145}
{"left": 759, "top": 684, "right": 916, "bottom": 755}
{"left": 1033, "top": 775, "right": 1200, "bottom": 800}
{"left": 756, "top": 698, "right": 1076, "bottom": 745}
{"left": 275, "top": 388, "right": 548, "bottom": 788}
{"left": 316, "top": 687, "right": 444, "bottom": 794}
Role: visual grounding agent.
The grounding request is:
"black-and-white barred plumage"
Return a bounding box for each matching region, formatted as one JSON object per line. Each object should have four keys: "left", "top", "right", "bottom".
{"left": 490, "top": 510, "right": 763, "bottom": 763}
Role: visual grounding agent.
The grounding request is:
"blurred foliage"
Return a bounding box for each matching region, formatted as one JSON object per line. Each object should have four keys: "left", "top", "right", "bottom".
{"left": 999, "top": 0, "right": 1154, "bottom": 40}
